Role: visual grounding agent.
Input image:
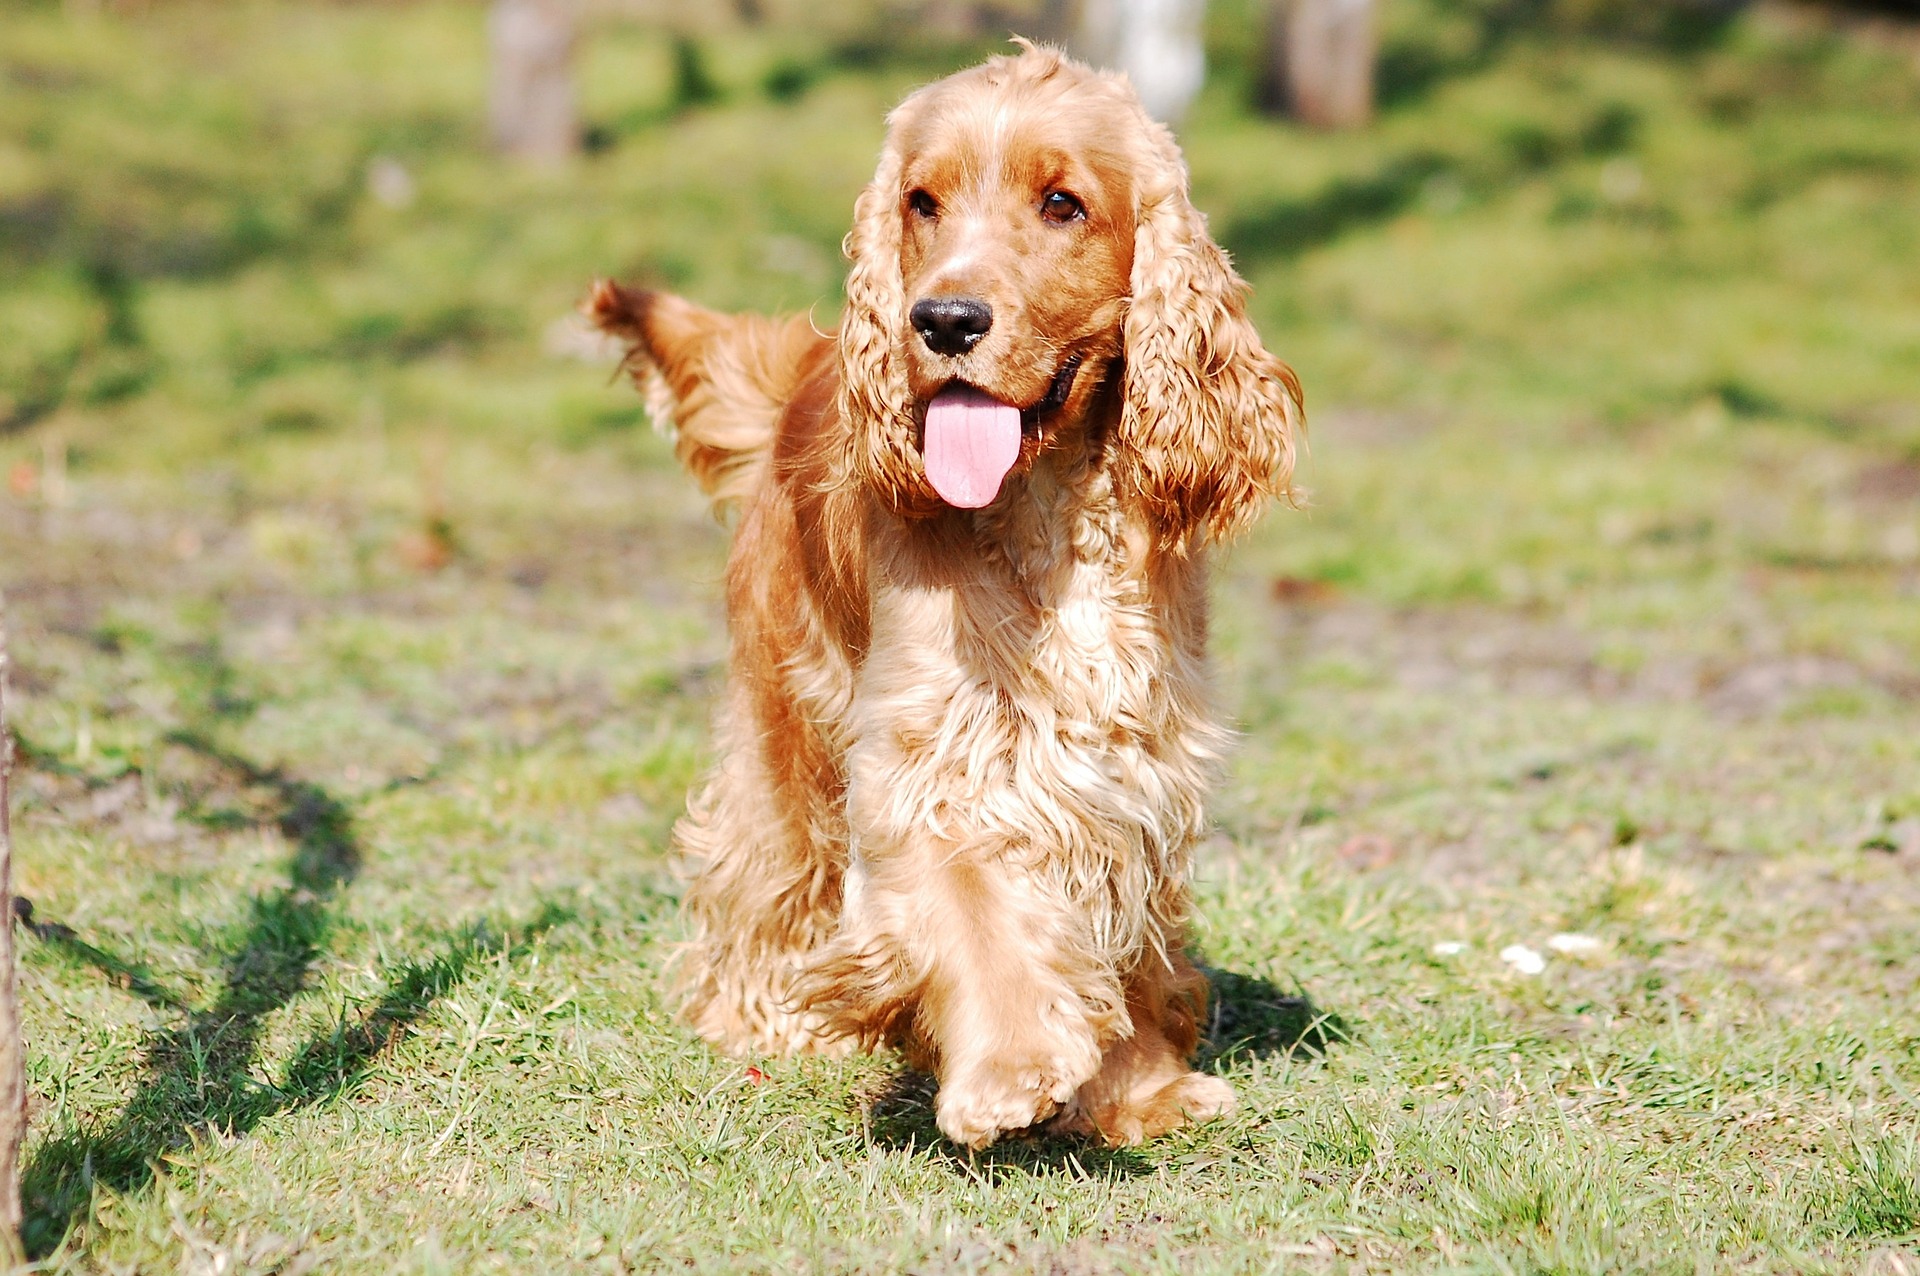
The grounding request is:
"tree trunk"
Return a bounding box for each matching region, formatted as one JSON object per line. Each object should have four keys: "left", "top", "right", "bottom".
{"left": 921, "top": 0, "right": 985, "bottom": 38}
{"left": 1263, "top": 0, "right": 1375, "bottom": 129}
{"left": 1031, "top": 0, "right": 1077, "bottom": 44}
{"left": 1073, "top": 0, "right": 1207, "bottom": 126}
{"left": 489, "top": 0, "right": 579, "bottom": 164}
{"left": 0, "top": 591, "right": 23, "bottom": 1254}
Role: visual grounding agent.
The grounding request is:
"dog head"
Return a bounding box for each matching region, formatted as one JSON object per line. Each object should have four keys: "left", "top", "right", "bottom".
{"left": 840, "top": 42, "right": 1301, "bottom": 544}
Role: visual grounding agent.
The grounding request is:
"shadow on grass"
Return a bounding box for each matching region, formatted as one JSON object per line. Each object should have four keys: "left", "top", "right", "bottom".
{"left": 1201, "top": 967, "right": 1350, "bottom": 1070}
{"left": 1223, "top": 151, "right": 1454, "bottom": 264}
{"left": 17, "top": 727, "right": 571, "bottom": 1258}
{"left": 15, "top": 902, "right": 187, "bottom": 1015}
{"left": 1221, "top": 96, "right": 1640, "bottom": 267}
{"left": 1368, "top": 0, "right": 1744, "bottom": 112}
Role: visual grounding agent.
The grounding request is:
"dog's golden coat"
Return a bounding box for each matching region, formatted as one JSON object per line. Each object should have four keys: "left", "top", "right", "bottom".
{"left": 590, "top": 44, "right": 1301, "bottom": 1149}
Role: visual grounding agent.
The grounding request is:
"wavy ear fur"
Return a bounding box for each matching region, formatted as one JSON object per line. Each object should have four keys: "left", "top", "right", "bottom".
{"left": 837, "top": 129, "right": 941, "bottom": 517}
{"left": 1115, "top": 120, "right": 1303, "bottom": 548}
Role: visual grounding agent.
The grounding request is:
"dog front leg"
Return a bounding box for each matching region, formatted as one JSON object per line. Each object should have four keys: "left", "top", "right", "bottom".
{"left": 842, "top": 848, "right": 1112, "bottom": 1150}
{"left": 1050, "top": 948, "right": 1235, "bottom": 1146}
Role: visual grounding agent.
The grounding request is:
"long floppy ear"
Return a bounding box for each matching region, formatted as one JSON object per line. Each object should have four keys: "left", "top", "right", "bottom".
{"left": 836, "top": 127, "right": 941, "bottom": 516}
{"left": 1114, "top": 121, "right": 1303, "bottom": 548}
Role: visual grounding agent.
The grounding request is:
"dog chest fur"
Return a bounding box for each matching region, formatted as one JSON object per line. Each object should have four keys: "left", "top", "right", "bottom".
{"left": 844, "top": 449, "right": 1227, "bottom": 970}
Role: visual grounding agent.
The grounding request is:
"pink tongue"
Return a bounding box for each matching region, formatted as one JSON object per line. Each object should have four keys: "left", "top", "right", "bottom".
{"left": 922, "top": 385, "right": 1021, "bottom": 509}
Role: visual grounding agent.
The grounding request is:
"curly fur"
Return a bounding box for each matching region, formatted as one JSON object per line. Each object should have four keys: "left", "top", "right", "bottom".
{"left": 588, "top": 42, "right": 1302, "bottom": 1149}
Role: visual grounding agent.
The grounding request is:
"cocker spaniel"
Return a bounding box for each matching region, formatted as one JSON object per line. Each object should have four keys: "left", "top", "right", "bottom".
{"left": 589, "top": 42, "right": 1301, "bottom": 1149}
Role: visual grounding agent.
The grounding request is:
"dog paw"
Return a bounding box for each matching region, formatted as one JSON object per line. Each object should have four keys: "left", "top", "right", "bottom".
{"left": 1123, "top": 1071, "right": 1236, "bottom": 1146}
{"left": 935, "top": 1049, "right": 1099, "bottom": 1150}
{"left": 1067, "top": 1071, "right": 1236, "bottom": 1147}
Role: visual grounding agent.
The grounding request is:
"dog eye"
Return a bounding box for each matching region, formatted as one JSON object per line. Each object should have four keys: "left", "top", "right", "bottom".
{"left": 908, "top": 189, "right": 939, "bottom": 219}
{"left": 1040, "top": 190, "right": 1085, "bottom": 224}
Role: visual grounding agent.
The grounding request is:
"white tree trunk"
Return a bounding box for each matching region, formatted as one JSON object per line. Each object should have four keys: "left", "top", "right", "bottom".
{"left": 1267, "top": 0, "right": 1375, "bottom": 129}
{"left": 490, "top": 0, "right": 579, "bottom": 164}
{"left": 1074, "top": 0, "right": 1207, "bottom": 126}
{"left": 0, "top": 591, "right": 22, "bottom": 1253}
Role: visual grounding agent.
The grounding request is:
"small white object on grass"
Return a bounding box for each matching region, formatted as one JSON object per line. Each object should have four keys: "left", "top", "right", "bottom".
{"left": 1547, "top": 932, "right": 1603, "bottom": 955}
{"left": 1431, "top": 941, "right": 1467, "bottom": 956}
{"left": 1600, "top": 157, "right": 1644, "bottom": 204}
{"left": 1500, "top": 944, "right": 1546, "bottom": 975}
{"left": 367, "top": 156, "right": 416, "bottom": 209}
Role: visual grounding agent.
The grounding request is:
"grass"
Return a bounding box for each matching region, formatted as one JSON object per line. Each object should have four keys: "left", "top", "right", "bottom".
{"left": 2, "top": 0, "right": 1919, "bottom": 1270}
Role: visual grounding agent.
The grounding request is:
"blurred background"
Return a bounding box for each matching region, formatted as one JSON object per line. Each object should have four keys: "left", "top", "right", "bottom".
{"left": 2, "top": 1, "right": 1919, "bottom": 1266}
{"left": 3, "top": 1, "right": 1920, "bottom": 477}
{"left": 4, "top": 0, "right": 1917, "bottom": 580}
{"left": 5, "top": 0, "right": 1917, "bottom": 736}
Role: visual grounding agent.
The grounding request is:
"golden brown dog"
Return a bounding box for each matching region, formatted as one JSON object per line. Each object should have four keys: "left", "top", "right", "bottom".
{"left": 589, "top": 42, "right": 1301, "bottom": 1149}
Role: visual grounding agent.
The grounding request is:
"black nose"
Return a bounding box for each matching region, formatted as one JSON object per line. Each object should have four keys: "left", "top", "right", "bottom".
{"left": 910, "top": 296, "right": 993, "bottom": 356}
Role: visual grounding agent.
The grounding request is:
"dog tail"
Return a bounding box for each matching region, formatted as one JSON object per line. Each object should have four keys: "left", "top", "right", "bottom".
{"left": 587, "top": 280, "right": 820, "bottom": 517}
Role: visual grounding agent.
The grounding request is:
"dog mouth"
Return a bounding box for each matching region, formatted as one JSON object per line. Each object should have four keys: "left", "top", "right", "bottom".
{"left": 1020, "top": 356, "right": 1083, "bottom": 432}
{"left": 920, "top": 357, "right": 1084, "bottom": 510}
